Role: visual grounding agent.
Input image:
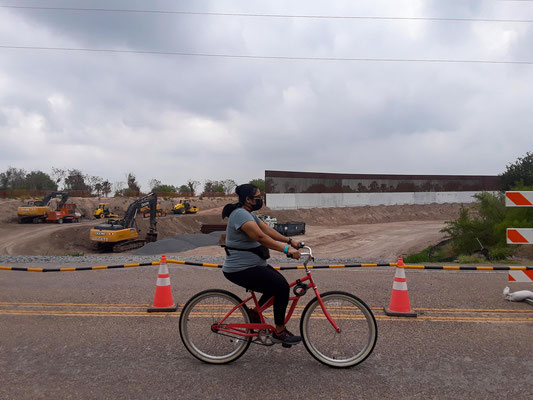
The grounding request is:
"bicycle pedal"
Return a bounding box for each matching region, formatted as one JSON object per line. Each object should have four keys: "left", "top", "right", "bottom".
{"left": 282, "top": 343, "right": 292, "bottom": 348}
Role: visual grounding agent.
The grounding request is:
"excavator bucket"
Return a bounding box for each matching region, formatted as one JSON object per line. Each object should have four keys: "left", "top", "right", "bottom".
{"left": 146, "top": 231, "right": 158, "bottom": 243}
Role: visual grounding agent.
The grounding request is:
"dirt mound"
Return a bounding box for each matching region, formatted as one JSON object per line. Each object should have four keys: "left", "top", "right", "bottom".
{"left": 0, "top": 199, "right": 23, "bottom": 224}
{"left": 261, "top": 203, "right": 474, "bottom": 226}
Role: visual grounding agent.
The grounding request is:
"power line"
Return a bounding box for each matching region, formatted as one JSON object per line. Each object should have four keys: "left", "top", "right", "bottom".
{"left": 1, "top": 44, "right": 532, "bottom": 65}
{"left": 1, "top": 5, "right": 533, "bottom": 24}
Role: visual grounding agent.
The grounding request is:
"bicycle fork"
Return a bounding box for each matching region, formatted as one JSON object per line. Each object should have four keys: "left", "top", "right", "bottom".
{"left": 307, "top": 275, "right": 341, "bottom": 333}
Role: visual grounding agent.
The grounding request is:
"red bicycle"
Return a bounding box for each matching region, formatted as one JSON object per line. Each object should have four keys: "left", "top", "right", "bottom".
{"left": 179, "top": 246, "right": 378, "bottom": 368}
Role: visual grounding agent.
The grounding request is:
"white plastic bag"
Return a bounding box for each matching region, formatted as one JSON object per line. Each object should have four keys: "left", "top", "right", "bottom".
{"left": 503, "top": 287, "right": 533, "bottom": 302}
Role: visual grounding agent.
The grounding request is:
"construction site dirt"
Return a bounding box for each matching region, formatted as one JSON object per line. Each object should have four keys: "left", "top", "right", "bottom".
{"left": 1, "top": 197, "right": 531, "bottom": 263}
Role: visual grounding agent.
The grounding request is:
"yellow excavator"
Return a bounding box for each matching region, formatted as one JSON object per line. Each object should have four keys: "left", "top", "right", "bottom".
{"left": 17, "top": 191, "right": 68, "bottom": 223}
{"left": 89, "top": 193, "right": 158, "bottom": 252}
{"left": 93, "top": 203, "right": 119, "bottom": 219}
{"left": 172, "top": 199, "right": 199, "bottom": 214}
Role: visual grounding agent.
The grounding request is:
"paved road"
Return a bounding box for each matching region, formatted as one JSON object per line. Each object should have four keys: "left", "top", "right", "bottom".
{"left": 1, "top": 261, "right": 532, "bottom": 399}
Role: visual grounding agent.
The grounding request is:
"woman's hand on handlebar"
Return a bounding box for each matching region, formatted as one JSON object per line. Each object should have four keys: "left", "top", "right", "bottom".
{"left": 287, "top": 247, "right": 301, "bottom": 259}
{"left": 289, "top": 239, "right": 303, "bottom": 249}
{"left": 288, "top": 238, "right": 305, "bottom": 249}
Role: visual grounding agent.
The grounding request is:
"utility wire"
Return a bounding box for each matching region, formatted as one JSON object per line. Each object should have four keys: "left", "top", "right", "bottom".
{"left": 1, "top": 45, "right": 532, "bottom": 65}
{"left": 1, "top": 5, "right": 533, "bottom": 24}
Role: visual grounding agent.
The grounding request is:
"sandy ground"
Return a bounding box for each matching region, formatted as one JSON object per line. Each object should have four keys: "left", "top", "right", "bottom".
{"left": 175, "top": 221, "right": 449, "bottom": 261}
{"left": 0, "top": 196, "right": 483, "bottom": 261}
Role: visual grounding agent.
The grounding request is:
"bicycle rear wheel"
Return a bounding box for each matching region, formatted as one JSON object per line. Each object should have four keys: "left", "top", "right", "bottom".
{"left": 300, "top": 291, "right": 377, "bottom": 368}
{"left": 179, "top": 289, "right": 251, "bottom": 364}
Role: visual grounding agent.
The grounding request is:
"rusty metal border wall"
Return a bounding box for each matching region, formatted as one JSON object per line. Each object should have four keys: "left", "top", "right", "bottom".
{"left": 265, "top": 170, "right": 501, "bottom": 194}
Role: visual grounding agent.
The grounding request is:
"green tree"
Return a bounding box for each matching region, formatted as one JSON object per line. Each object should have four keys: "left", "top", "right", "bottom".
{"left": 186, "top": 179, "right": 200, "bottom": 196}
{"left": 153, "top": 184, "right": 177, "bottom": 193}
{"left": 500, "top": 151, "right": 533, "bottom": 190}
{"left": 249, "top": 178, "right": 265, "bottom": 192}
{"left": 126, "top": 172, "right": 140, "bottom": 195}
{"left": 0, "top": 167, "right": 27, "bottom": 190}
{"left": 178, "top": 184, "right": 191, "bottom": 194}
{"left": 204, "top": 180, "right": 225, "bottom": 193}
{"left": 64, "top": 169, "right": 89, "bottom": 191}
{"left": 87, "top": 175, "right": 104, "bottom": 196}
{"left": 24, "top": 170, "right": 57, "bottom": 190}
{"left": 148, "top": 178, "right": 161, "bottom": 191}
{"left": 101, "top": 180, "right": 112, "bottom": 197}
{"left": 94, "top": 182, "right": 103, "bottom": 196}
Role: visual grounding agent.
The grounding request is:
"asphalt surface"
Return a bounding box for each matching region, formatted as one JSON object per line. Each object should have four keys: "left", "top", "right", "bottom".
{"left": 1, "top": 259, "right": 532, "bottom": 400}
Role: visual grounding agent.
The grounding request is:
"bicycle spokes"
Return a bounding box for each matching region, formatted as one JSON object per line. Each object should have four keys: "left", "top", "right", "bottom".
{"left": 300, "top": 292, "right": 378, "bottom": 368}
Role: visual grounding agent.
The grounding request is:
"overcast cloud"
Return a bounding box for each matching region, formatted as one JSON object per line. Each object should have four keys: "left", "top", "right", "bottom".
{"left": 1, "top": 0, "right": 533, "bottom": 191}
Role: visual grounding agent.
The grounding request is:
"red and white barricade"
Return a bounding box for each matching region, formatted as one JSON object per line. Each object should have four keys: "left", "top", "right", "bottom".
{"left": 505, "top": 191, "right": 533, "bottom": 207}
{"left": 508, "top": 270, "right": 533, "bottom": 282}
{"left": 506, "top": 192, "right": 533, "bottom": 245}
{"left": 506, "top": 228, "right": 533, "bottom": 244}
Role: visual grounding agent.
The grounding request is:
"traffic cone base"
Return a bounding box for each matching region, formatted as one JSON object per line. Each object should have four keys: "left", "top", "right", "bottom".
{"left": 147, "top": 255, "right": 178, "bottom": 313}
{"left": 383, "top": 306, "right": 417, "bottom": 317}
{"left": 148, "top": 304, "right": 177, "bottom": 312}
{"left": 384, "top": 258, "right": 417, "bottom": 317}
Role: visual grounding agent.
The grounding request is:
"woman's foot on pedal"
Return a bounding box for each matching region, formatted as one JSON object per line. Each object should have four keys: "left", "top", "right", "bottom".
{"left": 271, "top": 328, "right": 302, "bottom": 345}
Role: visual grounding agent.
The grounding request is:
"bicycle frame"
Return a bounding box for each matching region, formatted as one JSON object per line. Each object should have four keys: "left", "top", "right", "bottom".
{"left": 214, "top": 248, "right": 341, "bottom": 339}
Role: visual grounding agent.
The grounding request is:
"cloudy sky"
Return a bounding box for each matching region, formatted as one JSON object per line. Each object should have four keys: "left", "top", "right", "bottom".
{"left": 1, "top": 0, "right": 532, "bottom": 192}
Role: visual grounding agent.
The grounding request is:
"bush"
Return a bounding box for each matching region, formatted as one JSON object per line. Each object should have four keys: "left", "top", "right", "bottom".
{"left": 438, "top": 184, "right": 533, "bottom": 262}
{"left": 404, "top": 247, "right": 432, "bottom": 263}
{"left": 488, "top": 246, "right": 512, "bottom": 261}
{"left": 457, "top": 255, "right": 487, "bottom": 264}
{"left": 404, "top": 241, "right": 455, "bottom": 263}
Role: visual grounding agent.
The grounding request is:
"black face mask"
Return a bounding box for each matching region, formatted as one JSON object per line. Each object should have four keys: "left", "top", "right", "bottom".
{"left": 251, "top": 198, "right": 263, "bottom": 211}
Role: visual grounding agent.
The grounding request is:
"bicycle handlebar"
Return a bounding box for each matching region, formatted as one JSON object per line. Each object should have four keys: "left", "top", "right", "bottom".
{"left": 285, "top": 241, "right": 306, "bottom": 258}
{"left": 286, "top": 244, "right": 314, "bottom": 266}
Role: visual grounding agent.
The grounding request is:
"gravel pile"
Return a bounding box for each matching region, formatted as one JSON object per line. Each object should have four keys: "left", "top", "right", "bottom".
{"left": 133, "top": 232, "right": 221, "bottom": 255}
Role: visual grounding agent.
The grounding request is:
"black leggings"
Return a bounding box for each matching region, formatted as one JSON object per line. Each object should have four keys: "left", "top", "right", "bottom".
{"left": 223, "top": 265, "right": 289, "bottom": 326}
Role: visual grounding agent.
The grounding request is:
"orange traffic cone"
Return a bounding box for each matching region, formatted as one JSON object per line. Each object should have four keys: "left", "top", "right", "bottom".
{"left": 147, "top": 255, "right": 178, "bottom": 312}
{"left": 383, "top": 258, "right": 417, "bottom": 317}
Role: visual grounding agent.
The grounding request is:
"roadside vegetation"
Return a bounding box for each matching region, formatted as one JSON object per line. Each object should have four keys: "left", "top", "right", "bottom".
{"left": 406, "top": 152, "right": 533, "bottom": 264}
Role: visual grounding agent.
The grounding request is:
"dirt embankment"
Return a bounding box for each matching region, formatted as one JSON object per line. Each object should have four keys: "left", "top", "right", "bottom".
{"left": 0, "top": 196, "right": 475, "bottom": 258}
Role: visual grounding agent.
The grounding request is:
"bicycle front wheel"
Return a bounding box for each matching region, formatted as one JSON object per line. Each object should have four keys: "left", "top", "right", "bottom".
{"left": 179, "top": 289, "right": 251, "bottom": 364}
{"left": 300, "top": 291, "right": 377, "bottom": 368}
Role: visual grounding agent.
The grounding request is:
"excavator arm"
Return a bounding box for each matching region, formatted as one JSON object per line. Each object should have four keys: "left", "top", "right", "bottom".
{"left": 117, "top": 192, "right": 158, "bottom": 241}
{"left": 37, "top": 191, "right": 69, "bottom": 208}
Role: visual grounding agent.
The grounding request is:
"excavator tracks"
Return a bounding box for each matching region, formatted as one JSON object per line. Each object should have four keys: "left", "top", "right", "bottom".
{"left": 112, "top": 240, "right": 147, "bottom": 253}
{"left": 95, "top": 240, "right": 147, "bottom": 253}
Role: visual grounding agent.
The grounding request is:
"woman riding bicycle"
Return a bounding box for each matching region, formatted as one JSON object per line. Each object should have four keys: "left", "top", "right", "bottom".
{"left": 221, "top": 183, "right": 303, "bottom": 345}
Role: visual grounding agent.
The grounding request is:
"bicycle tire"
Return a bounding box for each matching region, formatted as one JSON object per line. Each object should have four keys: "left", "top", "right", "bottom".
{"left": 300, "top": 291, "right": 377, "bottom": 368}
{"left": 179, "top": 289, "right": 252, "bottom": 364}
